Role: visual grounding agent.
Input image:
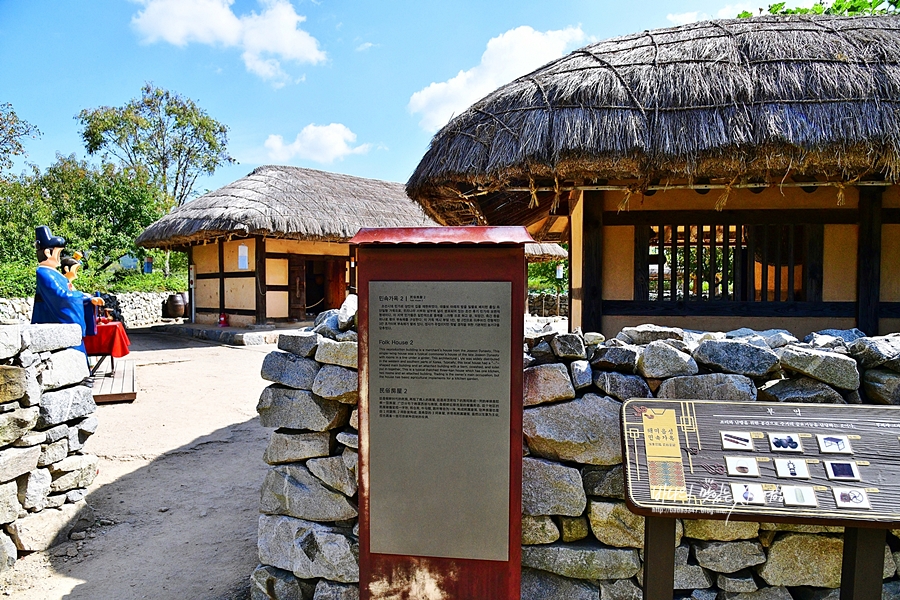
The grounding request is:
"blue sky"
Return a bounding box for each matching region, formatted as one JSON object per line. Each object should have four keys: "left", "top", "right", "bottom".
{"left": 0, "top": 0, "right": 816, "bottom": 196}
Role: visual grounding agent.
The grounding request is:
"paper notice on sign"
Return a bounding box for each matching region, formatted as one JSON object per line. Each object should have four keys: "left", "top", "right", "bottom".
{"left": 368, "top": 281, "right": 512, "bottom": 561}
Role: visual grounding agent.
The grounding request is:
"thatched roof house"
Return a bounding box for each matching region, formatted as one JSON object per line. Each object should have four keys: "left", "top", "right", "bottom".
{"left": 138, "top": 165, "right": 435, "bottom": 325}
{"left": 407, "top": 15, "right": 900, "bottom": 337}
{"left": 137, "top": 165, "right": 434, "bottom": 249}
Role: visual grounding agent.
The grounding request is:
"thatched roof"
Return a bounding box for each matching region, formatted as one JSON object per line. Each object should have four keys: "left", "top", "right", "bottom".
{"left": 525, "top": 242, "right": 568, "bottom": 262}
{"left": 407, "top": 15, "right": 900, "bottom": 225}
{"left": 137, "top": 165, "right": 437, "bottom": 248}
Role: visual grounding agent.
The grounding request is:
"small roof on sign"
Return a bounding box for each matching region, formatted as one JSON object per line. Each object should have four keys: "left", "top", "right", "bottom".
{"left": 350, "top": 226, "right": 533, "bottom": 246}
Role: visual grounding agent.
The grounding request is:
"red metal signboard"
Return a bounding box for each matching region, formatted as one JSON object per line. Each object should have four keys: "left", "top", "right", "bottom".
{"left": 353, "top": 226, "right": 528, "bottom": 600}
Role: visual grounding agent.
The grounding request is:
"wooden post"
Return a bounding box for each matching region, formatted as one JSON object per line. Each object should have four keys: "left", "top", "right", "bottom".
{"left": 568, "top": 190, "right": 582, "bottom": 332}
{"left": 186, "top": 246, "right": 194, "bottom": 322}
{"left": 217, "top": 239, "right": 225, "bottom": 316}
{"left": 840, "top": 527, "right": 886, "bottom": 600}
{"left": 582, "top": 191, "right": 603, "bottom": 333}
{"left": 642, "top": 516, "right": 676, "bottom": 600}
{"left": 857, "top": 187, "right": 883, "bottom": 336}
{"left": 255, "top": 236, "right": 267, "bottom": 324}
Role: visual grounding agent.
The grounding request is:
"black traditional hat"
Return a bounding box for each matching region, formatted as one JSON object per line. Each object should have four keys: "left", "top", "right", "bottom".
{"left": 35, "top": 226, "right": 66, "bottom": 250}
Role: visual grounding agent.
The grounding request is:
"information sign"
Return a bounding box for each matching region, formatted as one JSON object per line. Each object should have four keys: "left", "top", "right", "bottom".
{"left": 353, "top": 226, "right": 528, "bottom": 600}
{"left": 368, "top": 280, "right": 512, "bottom": 560}
{"left": 620, "top": 398, "right": 900, "bottom": 600}
{"left": 621, "top": 399, "right": 900, "bottom": 524}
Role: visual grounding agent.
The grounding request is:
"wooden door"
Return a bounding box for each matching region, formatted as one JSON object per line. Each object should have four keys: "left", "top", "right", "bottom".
{"left": 324, "top": 259, "right": 347, "bottom": 309}
{"left": 288, "top": 256, "right": 306, "bottom": 319}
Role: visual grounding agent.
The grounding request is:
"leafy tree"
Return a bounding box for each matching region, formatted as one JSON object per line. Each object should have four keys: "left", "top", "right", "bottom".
{"left": 0, "top": 156, "right": 162, "bottom": 271}
{"left": 77, "top": 83, "right": 235, "bottom": 210}
{"left": 738, "top": 0, "right": 898, "bottom": 17}
{"left": 0, "top": 103, "right": 41, "bottom": 173}
{"left": 528, "top": 255, "right": 569, "bottom": 295}
{"left": 0, "top": 168, "right": 52, "bottom": 261}
{"left": 39, "top": 155, "right": 164, "bottom": 271}
{"left": 77, "top": 84, "right": 235, "bottom": 274}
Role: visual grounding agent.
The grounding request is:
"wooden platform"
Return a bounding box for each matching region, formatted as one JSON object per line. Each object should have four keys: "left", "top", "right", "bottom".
{"left": 92, "top": 359, "right": 137, "bottom": 403}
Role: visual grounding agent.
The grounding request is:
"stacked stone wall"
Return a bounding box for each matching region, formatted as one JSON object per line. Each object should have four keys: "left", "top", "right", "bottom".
{"left": 253, "top": 296, "right": 360, "bottom": 600}
{"left": 528, "top": 293, "right": 569, "bottom": 317}
{"left": 0, "top": 323, "right": 99, "bottom": 574}
{"left": 0, "top": 291, "right": 172, "bottom": 329}
{"left": 252, "top": 310, "right": 900, "bottom": 600}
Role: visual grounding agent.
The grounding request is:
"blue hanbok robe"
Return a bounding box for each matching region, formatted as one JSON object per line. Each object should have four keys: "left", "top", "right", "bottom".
{"left": 31, "top": 266, "right": 90, "bottom": 354}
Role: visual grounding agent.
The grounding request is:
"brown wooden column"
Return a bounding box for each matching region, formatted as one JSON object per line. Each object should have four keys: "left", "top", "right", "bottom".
{"left": 255, "top": 236, "right": 267, "bottom": 324}
{"left": 582, "top": 190, "right": 604, "bottom": 333}
{"left": 186, "top": 246, "right": 194, "bottom": 322}
{"left": 568, "top": 190, "right": 583, "bottom": 331}
{"left": 858, "top": 187, "right": 883, "bottom": 336}
{"left": 217, "top": 239, "right": 225, "bottom": 316}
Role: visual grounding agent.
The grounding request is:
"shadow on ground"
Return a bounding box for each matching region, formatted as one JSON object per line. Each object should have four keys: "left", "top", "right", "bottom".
{"left": 14, "top": 418, "right": 268, "bottom": 600}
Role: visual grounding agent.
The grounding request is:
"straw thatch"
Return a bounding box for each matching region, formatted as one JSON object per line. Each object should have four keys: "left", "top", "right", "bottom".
{"left": 407, "top": 15, "right": 900, "bottom": 225}
{"left": 525, "top": 242, "right": 568, "bottom": 262}
{"left": 137, "top": 165, "right": 437, "bottom": 248}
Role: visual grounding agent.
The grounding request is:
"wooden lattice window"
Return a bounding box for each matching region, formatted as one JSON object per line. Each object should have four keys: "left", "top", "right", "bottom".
{"left": 636, "top": 223, "right": 823, "bottom": 303}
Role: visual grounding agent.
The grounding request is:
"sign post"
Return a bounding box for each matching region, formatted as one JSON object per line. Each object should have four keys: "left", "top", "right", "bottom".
{"left": 352, "top": 226, "right": 529, "bottom": 600}
{"left": 620, "top": 399, "right": 900, "bottom": 600}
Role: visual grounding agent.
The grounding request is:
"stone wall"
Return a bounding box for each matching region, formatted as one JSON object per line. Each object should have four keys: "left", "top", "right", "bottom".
{"left": 253, "top": 295, "right": 360, "bottom": 600}
{"left": 252, "top": 312, "right": 900, "bottom": 600}
{"left": 528, "top": 293, "right": 569, "bottom": 317}
{"left": 0, "top": 292, "right": 173, "bottom": 329}
{"left": 0, "top": 323, "right": 99, "bottom": 574}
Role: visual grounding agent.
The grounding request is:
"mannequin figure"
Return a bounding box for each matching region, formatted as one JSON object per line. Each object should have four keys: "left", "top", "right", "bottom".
{"left": 31, "top": 226, "right": 103, "bottom": 353}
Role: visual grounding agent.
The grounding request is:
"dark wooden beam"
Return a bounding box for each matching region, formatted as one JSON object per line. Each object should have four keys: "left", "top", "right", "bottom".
{"left": 840, "top": 527, "right": 886, "bottom": 600}
{"left": 582, "top": 191, "right": 603, "bottom": 333}
{"left": 255, "top": 236, "right": 267, "bottom": 325}
{"left": 642, "top": 517, "right": 676, "bottom": 600}
{"left": 604, "top": 209, "right": 857, "bottom": 226}
{"left": 603, "top": 300, "right": 856, "bottom": 318}
{"left": 534, "top": 215, "right": 559, "bottom": 242}
{"left": 217, "top": 239, "right": 225, "bottom": 315}
{"left": 857, "top": 187, "right": 883, "bottom": 335}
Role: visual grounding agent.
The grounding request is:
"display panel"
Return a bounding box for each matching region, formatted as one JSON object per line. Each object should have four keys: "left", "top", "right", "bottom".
{"left": 368, "top": 280, "right": 512, "bottom": 560}
{"left": 622, "top": 399, "right": 900, "bottom": 525}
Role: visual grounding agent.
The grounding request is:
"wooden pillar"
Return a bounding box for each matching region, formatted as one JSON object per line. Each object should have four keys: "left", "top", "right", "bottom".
{"left": 217, "top": 239, "right": 225, "bottom": 316}
{"left": 840, "top": 527, "right": 886, "bottom": 600}
{"left": 568, "top": 190, "right": 583, "bottom": 331}
{"left": 857, "top": 187, "right": 883, "bottom": 336}
{"left": 186, "top": 246, "right": 194, "bottom": 322}
{"left": 642, "top": 516, "right": 676, "bottom": 600}
{"left": 255, "top": 236, "right": 267, "bottom": 324}
{"left": 582, "top": 191, "right": 603, "bottom": 333}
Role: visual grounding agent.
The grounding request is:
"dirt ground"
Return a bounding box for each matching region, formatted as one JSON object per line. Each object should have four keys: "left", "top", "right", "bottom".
{"left": 0, "top": 330, "right": 274, "bottom": 599}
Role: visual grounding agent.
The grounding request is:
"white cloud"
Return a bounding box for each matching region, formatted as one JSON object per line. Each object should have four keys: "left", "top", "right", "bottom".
{"left": 264, "top": 123, "right": 372, "bottom": 164}
{"left": 356, "top": 42, "right": 375, "bottom": 52}
{"left": 668, "top": 1, "right": 820, "bottom": 24}
{"left": 667, "top": 11, "right": 707, "bottom": 25}
{"left": 132, "top": 0, "right": 325, "bottom": 86}
{"left": 408, "top": 25, "right": 586, "bottom": 132}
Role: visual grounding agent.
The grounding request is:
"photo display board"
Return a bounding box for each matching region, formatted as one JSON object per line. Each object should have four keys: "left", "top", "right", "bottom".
{"left": 621, "top": 399, "right": 900, "bottom": 525}
{"left": 368, "top": 280, "right": 512, "bottom": 561}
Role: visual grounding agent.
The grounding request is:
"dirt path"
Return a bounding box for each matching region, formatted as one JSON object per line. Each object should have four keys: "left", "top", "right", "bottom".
{"left": 1, "top": 331, "right": 273, "bottom": 599}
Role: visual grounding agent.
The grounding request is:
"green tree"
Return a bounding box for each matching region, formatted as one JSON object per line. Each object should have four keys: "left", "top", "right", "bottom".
{"left": 77, "top": 84, "right": 235, "bottom": 274}
{"left": 738, "top": 0, "right": 898, "bottom": 17}
{"left": 0, "top": 167, "right": 52, "bottom": 261}
{"left": 0, "top": 103, "right": 41, "bottom": 173}
{"left": 39, "top": 155, "right": 164, "bottom": 271}
{"left": 77, "top": 84, "right": 235, "bottom": 210}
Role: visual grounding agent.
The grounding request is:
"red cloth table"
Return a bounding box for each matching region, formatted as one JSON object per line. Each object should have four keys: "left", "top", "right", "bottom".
{"left": 84, "top": 322, "right": 130, "bottom": 375}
